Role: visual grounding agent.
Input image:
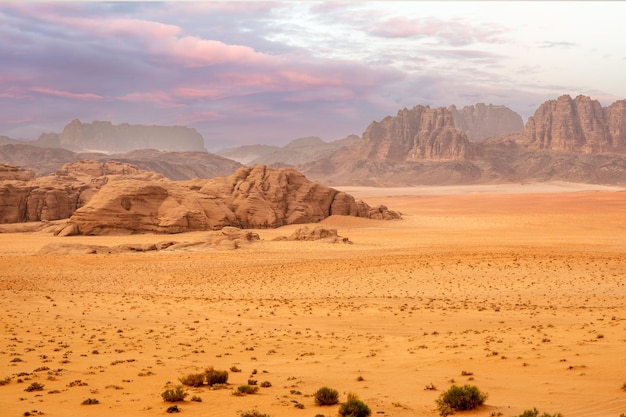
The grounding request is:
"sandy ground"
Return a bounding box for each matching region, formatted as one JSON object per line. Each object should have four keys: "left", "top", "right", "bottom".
{"left": 1, "top": 184, "right": 625, "bottom": 417}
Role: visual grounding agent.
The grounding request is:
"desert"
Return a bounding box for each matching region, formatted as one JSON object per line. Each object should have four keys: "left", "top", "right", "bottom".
{"left": 1, "top": 183, "right": 625, "bottom": 417}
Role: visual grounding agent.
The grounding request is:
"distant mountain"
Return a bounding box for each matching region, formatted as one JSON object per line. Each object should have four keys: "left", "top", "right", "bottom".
{"left": 300, "top": 96, "right": 626, "bottom": 185}
{"left": 35, "top": 119, "right": 207, "bottom": 153}
{"left": 216, "top": 144, "right": 280, "bottom": 164}
{"left": 0, "top": 144, "right": 241, "bottom": 180}
{"left": 216, "top": 135, "right": 361, "bottom": 167}
{"left": 448, "top": 103, "right": 523, "bottom": 141}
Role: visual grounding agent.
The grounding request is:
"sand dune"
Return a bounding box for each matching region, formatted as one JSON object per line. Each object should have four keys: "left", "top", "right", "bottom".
{"left": 0, "top": 185, "right": 625, "bottom": 417}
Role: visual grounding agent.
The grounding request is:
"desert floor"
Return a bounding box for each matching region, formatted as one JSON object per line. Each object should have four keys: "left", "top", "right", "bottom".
{"left": 1, "top": 183, "right": 625, "bottom": 417}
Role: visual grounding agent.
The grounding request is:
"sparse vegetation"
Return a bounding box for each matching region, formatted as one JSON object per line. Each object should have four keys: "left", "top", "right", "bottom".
{"left": 24, "top": 382, "right": 45, "bottom": 392}
{"left": 234, "top": 384, "right": 259, "bottom": 395}
{"left": 338, "top": 393, "right": 371, "bottom": 417}
{"left": 240, "top": 410, "right": 269, "bottom": 417}
{"left": 436, "top": 385, "right": 487, "bottom": 416}
{"left": 206, "top": 367, "right": 229, "bottom": 385}
{"left": 230, "top": 366, "right": 242, "bottom": 372}
{"left": 260, "top": 381, "right": 272, "bottom": 388}
{"left": 514, "top": 408, "right": 563, "bottom": 417}
{"left": 0, "top": 376, "right": 11, "bottom": 386}
{"left": 621, "top": 382, "right": 626, "bottom": 391}
{"left": 190, "top": 395, "right": 202, "bottom": 402}
{"left": 314, "top": 386, "right": 339, "bottom": 406}
{"left": 179, "top": 372, "right": 205, "bottom": 387}
{"left": 161, "top": 386, "right": 188, "bottom": 402}
{"left": 425, "top": 382, "right": 437, "bottom": 391}
{"left": 81, "top": 398, "right": 99, "bottom": 405}
{"left": 166, "top": 405, "right": 180, "bottom": 413}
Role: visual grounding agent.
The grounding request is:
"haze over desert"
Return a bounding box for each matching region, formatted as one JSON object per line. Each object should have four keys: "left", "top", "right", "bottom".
{"left": 1, "top": 184, "right": 625, "bottom": 417}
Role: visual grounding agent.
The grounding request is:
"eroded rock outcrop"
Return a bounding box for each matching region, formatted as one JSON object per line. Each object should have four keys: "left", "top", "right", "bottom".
{"left": 519, "top": 95, "right": 626, "bottom": 153}
{"left": 359, "top": 105, "right": 473, "bottom": 161}
{"left": 63, "top": 165, "right": 401, "bottom": 235}
{"left": 449, "top": 103, "right": 523, "bottom": 141}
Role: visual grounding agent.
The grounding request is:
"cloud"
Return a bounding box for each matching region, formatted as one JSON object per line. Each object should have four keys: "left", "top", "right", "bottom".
{"left": 29, "top": 87, "right": 106, "bottom": 101}
{"left": 538, "top": 41, "right": 578, "bottom": 49}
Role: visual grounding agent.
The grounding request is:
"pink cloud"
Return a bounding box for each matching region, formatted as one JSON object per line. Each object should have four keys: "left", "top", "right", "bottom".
{"left": 118, "top": 91, "right": 182, "bottom": 108}
{"left": 173, "top": 87, "right": 223, "bottom": 100}
{"left": 30, "top": 87, "right": 105, "bottom": 101}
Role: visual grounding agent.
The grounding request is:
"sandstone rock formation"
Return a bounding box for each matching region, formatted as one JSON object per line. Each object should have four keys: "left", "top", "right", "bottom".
{"left": 36, "top": 119, "right": 207, "bottom": 153}
{"left": 0, "top": 161, "right": 162, "bottom": 224}
{"left": 0, "top": 164, "right": 35, "bottom": 181}
{"left": 358, "top": 105, "right": 473, "bottom": 161}
{"left": 63, "top": 165, "right": 400, "bottom": 235}
{"left": 518, "top": 95, "right": 626, "bottom": 153}
{"left": 274, "top": 226, "right": 350, "bottom": 243}
{"left": 448, "top": 103, "right": 523, "bottom": 141}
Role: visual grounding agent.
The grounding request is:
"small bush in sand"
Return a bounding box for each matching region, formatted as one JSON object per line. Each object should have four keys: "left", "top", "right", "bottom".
{"left": 314, "top": 386, "right": 339, "bottom": 406}
{"left": 166, "top": 405, "right": 180, "bottom": 413}
{"left": 260, "top": 381, "right": 272, "bottom": 388}
{"left": 0, "top": 376, "right": 11, "bottom": 386}
{"left": 206, "top": 367, "right": 229, "bottom": 385}
{"left": 515, "top": 408, "right": 563, "bottom": 417}
{"left": 24, "top": 382, "right": 44, "bottom": 392}
{"left": 81, "top": 398, "right": 99, "bottom": 405}
{"left": 240, "top": 410, "right": 269, "bottom": 417}
{"left": 190, "top": 395, "right": 202, "bottom": 402}
{"left": 234, "top": 385, "right": 258, "bottom": 395}
{"left": 436, "top": 385, "right": 487, "bottom": 416}
{"left": 338, "top": 393, "right": 371, "bottom": 417}
{"left": 162, "top": 386, "right": 188, "bottom": 402}
{"left": 179, "top": 372, "right": 205, "bottom": 387}
{"left": 230, "top": 366, "right": 242, "bottom": 373}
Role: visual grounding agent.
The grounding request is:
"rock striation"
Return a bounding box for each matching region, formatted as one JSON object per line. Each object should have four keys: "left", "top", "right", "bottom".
{"left": 359, "top": 105, "right": 473, "bottom": 161}
{"left": 36, "top": 119, "right": 207, "bottom": 153}
{"left": 518, "top": 95, "right": 626, "bottom": 153}
{"left": 64, "top": 165, "right": 400, "bottom": 235}
{"left": 448, "top": 103, "right": 523, "bottom": 141}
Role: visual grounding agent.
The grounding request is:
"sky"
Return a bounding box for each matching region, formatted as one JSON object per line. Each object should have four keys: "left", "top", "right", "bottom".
{"left": 1, "top": 1, "right": 625, "bottom": 150}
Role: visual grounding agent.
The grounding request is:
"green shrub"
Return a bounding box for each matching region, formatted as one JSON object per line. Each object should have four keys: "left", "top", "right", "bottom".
{"left": 179, "top": 372, "right": 205, "bottom": 387}
{"left": 515, "top": 408, "right": 563, "bottom": 417}
{"left": 81, "top": 398, "right": 99, "bottom": 405}
{"left": 338, "top": 393, "right": 371, "bottom": 417}
{"left": 162, "top": 386, "right": 188, "bottom": 402}
{"left": 205, "top": 367, "right": 229, "bottom": 385}
{"left": 190, "top": 395, "right": 202, "bottom": 402}
{"left": 234, "top": 385, "right": 258, "bottom": 395}
{"left": 436, "top": 385, "right": 487, "bottom": 416}
{"left": 260, "top": 381, "right": 272, "bottom": 388}
{"left": 240, "top": 411, "right": 269, "bottom": 417}
{"left": 166, "top": 405, "right": 180, "bottom": 413}
{"left": 24, "top": 382, "right": 44, "bottom": 392}
{"left": 314, "top": 386, "right": 339, "bottom": 406}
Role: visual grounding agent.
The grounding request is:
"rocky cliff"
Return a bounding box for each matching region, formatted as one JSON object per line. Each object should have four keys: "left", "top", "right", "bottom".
{"left": 448, "top": 103, "right": 523, "bottom": 141}
{"left": 36, "top": 119, "right": 207, "bottom": 153}
{"left": 519, "top": 95, "right": 626, "bottom": 153}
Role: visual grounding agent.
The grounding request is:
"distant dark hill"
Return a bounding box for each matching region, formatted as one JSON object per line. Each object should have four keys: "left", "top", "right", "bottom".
{"left": 35, "top": 119, "right": 207, "bottom": 153}
{"left": 0, "top": 144, "right": 241, "bottom": 180}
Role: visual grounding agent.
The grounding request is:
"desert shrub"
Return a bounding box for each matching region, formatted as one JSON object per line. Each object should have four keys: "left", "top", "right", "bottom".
{"left": 81, "top": 398, "right": 99, "bottom": 405}
{"left": 230, "top": 366, "right": 242, "bottom": 372}
{"left": 338, "top": 393, "right": 371, "bottom": 417}
{"left": 314, "top": 386, "right": 339, "bottom": 406}
{"left": 235, "top": 384, "right": 259, "bottom": 395}
{"left": 0, "top": 376, "right": 11, "bottom": 386}
{"left": 436, "top": 385, "right": 487, "bottom": 416}
{"left": 622, "top": 382, "right": 626, "bottom": 391}
{"left": 166, "top": 405, "right": 180, "bottom": 413}
{"left": 179, "top": 372, "right": 205, "bottom": 387}
{"left": 515, "top": 408, "right": 563, "bottom": 417}
{"left": 248, "top": 379, "right": 257, "bottom": 385}
{"left": 162, "top": 386, "right": 188, "bottom": 402}
{"left": 260, "top": 381, "right": 272, "bottom": 388}
{"left": 206, "top": 367, "right": 229, "bottom": 385}
{"left": 24, "top": 382, "right": 44, "bottom": 392}
{"left": 190, "top": 395, "right": 202, "bottom": 402}
{"left": 240, "top": 410, "right": 269, "bottom": 417}
{"left": 424, "top": 382, "right": 437, "bottom": 391}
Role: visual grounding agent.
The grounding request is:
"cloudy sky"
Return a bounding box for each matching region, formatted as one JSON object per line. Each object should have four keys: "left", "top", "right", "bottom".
{"left": 1, "top": 2, "right": 625, "bottom": 150}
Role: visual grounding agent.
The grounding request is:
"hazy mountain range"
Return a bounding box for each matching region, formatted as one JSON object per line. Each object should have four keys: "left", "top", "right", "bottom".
{"left": 1, "top": 95, "right": 626, "bottom": 186}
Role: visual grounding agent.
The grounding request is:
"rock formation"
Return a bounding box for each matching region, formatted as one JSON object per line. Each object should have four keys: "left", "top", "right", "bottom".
{"left": 448, "top": 103, "right": 523, "bottom": 141}
{"left": 36, "top": 119, "right": 207, "bottom": 153}
{"left": 358, "top": 105, "right": 473, "bottom": 161}
{"left": 274, "top": 225, "right": 350, "bottom": 243}
{"left": 0, "top": 163, "right": 401, "bottom": 235}
{"left": 518, "top": 95, "right": 626, "bottom": 153}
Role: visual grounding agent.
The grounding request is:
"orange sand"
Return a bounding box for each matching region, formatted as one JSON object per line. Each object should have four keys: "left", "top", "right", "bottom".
{"left": 1, "top": 185, "right": 625, "bottom": 417}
